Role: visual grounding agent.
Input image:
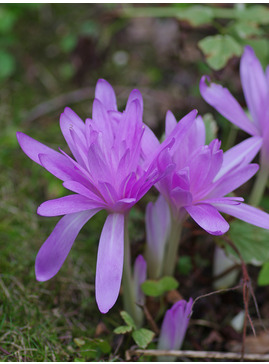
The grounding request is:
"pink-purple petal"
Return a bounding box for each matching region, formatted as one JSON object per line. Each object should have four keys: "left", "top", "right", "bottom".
{"left": 16, "top": 132, "right": 64, "bottom": 166}
{"left": 95, "top": 213, "right": 125, "bottom": 313}
{"left": 38, "top": 153, "right": 81, "bottom": 182}
{"left": 213, "top": 202, "right": 269, "bottom": 230}
{"left": 185, "top": 203, "right": 229, "bottom": 235}
{"left": 209, "top": 164, "right": 259, "bottom": 198}
{"left": 215, "top": 136, "right": 262, "bottom": 180}
{"left": 37, "top": 195, "right": 103, "bottom": 216}
{"left": 240, "top": 45, "right": 269, "bottom": 130}
{"left": 35, "top": 210, "right": 99, "bottom": 281}
{"left": 95, "top": 78, "right": 117, "bottom": 111}
{"left": 165, "top": 110, "right": 177, "bottom": 137}
{"left": 200, "top": 76, "right": 258, "bottom": 136}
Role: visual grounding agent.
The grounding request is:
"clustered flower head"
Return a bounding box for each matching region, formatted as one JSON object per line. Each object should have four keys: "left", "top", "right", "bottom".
{"left": 17, "top": 45, "right": 269, "bottom": 321}
{"left": 17, "top": 79, "right": 172, "bottom": 313}
{"left": 155, "top": 111, "right": 268, "bottom": 235}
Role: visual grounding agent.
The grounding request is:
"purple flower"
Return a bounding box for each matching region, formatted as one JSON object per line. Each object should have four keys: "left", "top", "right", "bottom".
{"left": 200, "top": 45, "right": 269, "bottom": 167}
{"left": 156, "top": 111, "right": 269, "bottom": 235}
{"left": 145, "top": 194, "right": 171, "bottom": 279}
{"left": 158, "top": 298, "right": 193, "bottom": 352}
{"left": 17, "top": 79, "right": 170, "bottom": 314}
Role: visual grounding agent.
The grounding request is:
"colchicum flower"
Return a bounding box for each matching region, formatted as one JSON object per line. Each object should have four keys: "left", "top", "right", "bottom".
{"left": 200, "top": 45, "right": 269, "bottom": 205}
{"left": 158, "top": 298, "right": 193, "bottom": 360}
{"left": 17, "top": 79, "right": 171, "bottom": 314}
{"left": 157, "top": 111, "right": 269, "bottom": 236}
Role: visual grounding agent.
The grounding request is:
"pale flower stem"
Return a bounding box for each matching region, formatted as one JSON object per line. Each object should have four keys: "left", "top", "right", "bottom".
{"left": 162, "top": 217, "right": 183, "bottom": 277}
{"left": 249, "top": 166, "right": 269, "bottom": 207}
{"left": 122, "top": 214, "right": 143, "bottom": 327}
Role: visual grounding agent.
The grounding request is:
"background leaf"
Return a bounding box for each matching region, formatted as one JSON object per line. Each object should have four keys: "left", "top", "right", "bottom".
{"left": 141, "top": 276, "right": 179, "bottom": 297}
{"left": 114, "top": 325, "right": 133, "bottom": 334}
{"left": 258, "top": 262, "right": 269, "bottom": 286}
{"left": 225, "top": 220, "right": 269, "bottom": 265}
{"left": 120, "top": 311, "right": 136, "bottom": 329}
{"left": 132, "top": 328, "right": 155, "bottom": 349}
{"left": 199, "top": 35, "right": 242, "bottom": 70}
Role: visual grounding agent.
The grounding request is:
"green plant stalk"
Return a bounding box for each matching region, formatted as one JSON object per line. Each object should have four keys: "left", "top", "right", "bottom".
{"left": 162, "top": 216, "right": 183, "bottom": 277}
{"left": 122, "top": 214, "right": 144, "bottom": 327}
{"left": 249, "top": 165, "right": 269, "bottom": 207}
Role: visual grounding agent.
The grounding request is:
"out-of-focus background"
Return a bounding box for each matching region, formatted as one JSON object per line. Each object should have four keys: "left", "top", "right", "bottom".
{"left": 1, "top": 3, "right": 269, "bottom": 361}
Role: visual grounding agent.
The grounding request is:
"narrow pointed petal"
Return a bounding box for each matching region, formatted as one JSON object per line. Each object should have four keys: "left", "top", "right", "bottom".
{"left": 92, "top": 99, "right": 113, "bottom": 143}
{"left": 35, "top": 210, "right": 99, "bottom": 281}
{"left": 210, "top": 164, "right": 259, "bottom": 198}
{"left": 193, "top": 115, "right": 206, "bottom": 146}
{"left": 201, "top": 197, "right": 244, "bottom": 205}
{"left": 213, "top": 202, "right": 269, "bottom": 229}
{"left": 126, "top": 89, "right": 143, "bottom": 117}
{"left": 95, "top": 213, "right": 125, "bottom": 313}
{"left": 63, "top": 180, "right": 103, "bottom": 201}
{"left": 165, "top": 110, "right": 177, "bottom": 137}
{"left": 215, "top": 136, "right": 262, "bottom": 180}
{"left": 59, "top": 108, "right": 86, "bottom": 162}
{"left": 185, "top": 203, "right": 229, "bottom": 235}
{"left": 17, "top": 132, "right": 64, "bottom": 166}
{"left": 164, "top": 109, "right": 198, "bottom": 152}
{"left": 240, "top": 46, "right": 269, "bottom": 129}
{"left": 200, "top": 76, "right": 258, "bottom": 136}
{"left": 141, "top": 125, "right": 160, "bottom": 166}
{"left": 38, "top": 153, "right": 83, "bottom": 182}
{"left": 37, "top": 195, "right": 103, "bottom": 216}
{"left": 95, "top": 79, "right": 117, "bottom": 111}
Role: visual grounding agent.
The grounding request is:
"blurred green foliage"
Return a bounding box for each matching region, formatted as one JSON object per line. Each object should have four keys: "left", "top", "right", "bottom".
{"left": 122, "top": 3, "right": 269, "bottom": 70}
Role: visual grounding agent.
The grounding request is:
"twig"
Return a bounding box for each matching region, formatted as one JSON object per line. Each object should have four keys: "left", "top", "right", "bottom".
{"left": 221, "top": 235, "right": 257, "bottom": 361}
{"left": 190, "top": 284, "right": 242, "bottom": 316}
{"left": 142, "top": 305, "right": 160, "bottom": 335}
{"left": 128, "top": 349, "right": 269, "bottom": 361}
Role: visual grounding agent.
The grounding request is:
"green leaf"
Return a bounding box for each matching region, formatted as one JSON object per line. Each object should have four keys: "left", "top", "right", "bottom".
{"left": 225, "top": 220, "right": 269, "bottom": 265}
{"left": 176, "top": 6, "right": 214, "bottom": 26}
{"left": 236, "top": 5, "right": 269, "bottom": 25}
{"left": 141, "top": 276, "right": 179, "bottom": 297}
{"left": 258, "top": 262, "right": 269, "bottom": 286}
{"left": 203, "top": 113, "right": 218, "bottom": 144}
{"left": 120, "top": 311, "right": 136, "bottom": 329}
{"left": 132, "top": 328, "right": 155, "bottom": 349}
{"left": 199, "top": 35, "right": 242, "bottom": 70}
{"left": 114, "top": 325, "right": 133, "bottom": 334}
{"left": 228, "top": 21, "right": 263, "bottom": 40}
{"left": 0, "top": 50, "right": 16, "bottom": 80}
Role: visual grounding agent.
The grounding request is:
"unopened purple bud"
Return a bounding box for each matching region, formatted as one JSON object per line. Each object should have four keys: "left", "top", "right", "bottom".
{"left": 158, "top": 298, "right": 193, "bottom": 353}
